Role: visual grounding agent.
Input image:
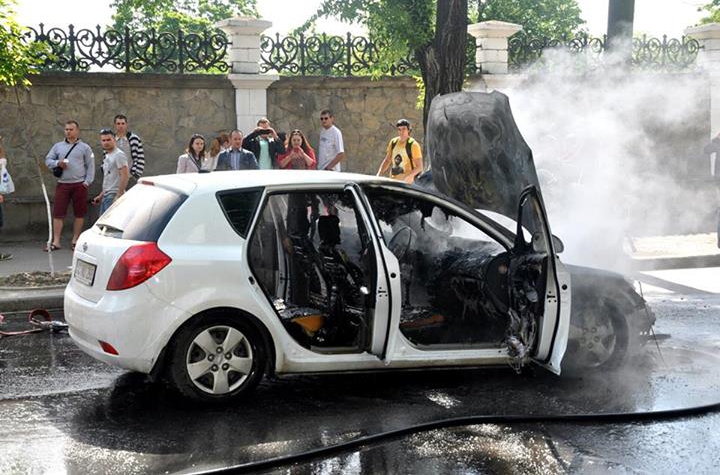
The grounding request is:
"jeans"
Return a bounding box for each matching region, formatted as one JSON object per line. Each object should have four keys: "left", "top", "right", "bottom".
{"left": 100, "top": 192, "right": 116, "bottom": 215}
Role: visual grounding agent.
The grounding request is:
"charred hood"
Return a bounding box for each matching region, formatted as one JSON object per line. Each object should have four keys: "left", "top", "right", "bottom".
{"left": 421, "top": 91, "right": 542, "bottom": 218}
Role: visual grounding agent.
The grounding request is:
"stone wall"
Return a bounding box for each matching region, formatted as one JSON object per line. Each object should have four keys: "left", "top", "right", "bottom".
{"left": 267, "top": 76, "right": 424, "bottom": 175}
{"left": 0, "top": 73, "right": 236, "bottom": 236}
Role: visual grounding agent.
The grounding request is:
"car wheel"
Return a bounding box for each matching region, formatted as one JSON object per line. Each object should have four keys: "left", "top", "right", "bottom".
{"left": 565, "top": 301, "right": 629, "bottom": 372}
{"left": 168, "top": 314, "right": 266, "bottom": 403}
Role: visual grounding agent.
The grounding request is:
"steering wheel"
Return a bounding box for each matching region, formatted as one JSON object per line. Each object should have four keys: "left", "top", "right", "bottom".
{"left": 387, "top": 226, "right": 416, "bottom": 262}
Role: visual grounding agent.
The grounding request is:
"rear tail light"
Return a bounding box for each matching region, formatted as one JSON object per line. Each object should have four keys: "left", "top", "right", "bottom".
{"left": 99, "top": 340, "right": 119, "bottom": 355}
{"left": 107, "top": 242, "right": 171, "bottom": 290}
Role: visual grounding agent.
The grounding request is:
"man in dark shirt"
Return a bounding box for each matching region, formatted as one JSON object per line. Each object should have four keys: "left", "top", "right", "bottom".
{"left": 703, "top": 133, "right": 720, "bottom": 248}
{"left": 216, "top": 130, "right": 258, "bottom": 171}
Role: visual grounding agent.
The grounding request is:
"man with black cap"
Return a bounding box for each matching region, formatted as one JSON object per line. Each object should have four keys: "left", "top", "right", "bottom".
{"left": 377, "top": 119, "right": 423, "bottom": 184}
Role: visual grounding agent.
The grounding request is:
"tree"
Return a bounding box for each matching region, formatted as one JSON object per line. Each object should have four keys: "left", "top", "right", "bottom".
{"left": 476, "top": 0, "right": 584, "bottom": 39}
{"left": 699, "top": 1, "right": 720, "bottom": 24}
{"left": 0, "top": 0, "right": 46, "bottom": 87}
{"left": 109, "top": 0, "right": 258, "bottom": 32}
{"left": 309, "top": 0, "right": 468, "bottom": 129}
{"left": 1, "top": 0, "right": 58, "bottom": 270}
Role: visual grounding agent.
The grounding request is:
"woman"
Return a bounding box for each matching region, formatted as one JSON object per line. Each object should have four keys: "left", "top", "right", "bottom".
{"left": 177, "top": 133, "right": 206, "bottom": 173}
{"left": 203, "top": 132, "right": 229, "bottom": 171}
{"left": 277, "top": 129, "right": 316, "bottom": 170}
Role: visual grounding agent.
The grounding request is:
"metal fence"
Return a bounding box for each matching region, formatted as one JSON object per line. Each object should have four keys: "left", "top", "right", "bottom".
{"left": 25, "top": 24, "right": 230, "bottom": 73}
{"left": 23, "top": 25, "right": 702, "bottom": 74}
{"left": 508, "top": 32, "right": 701, "bottom": 71}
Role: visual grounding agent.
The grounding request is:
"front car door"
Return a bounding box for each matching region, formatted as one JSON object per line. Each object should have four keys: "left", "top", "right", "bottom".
{"left": 360, "top": 184, "right": 570, "bottom": 373}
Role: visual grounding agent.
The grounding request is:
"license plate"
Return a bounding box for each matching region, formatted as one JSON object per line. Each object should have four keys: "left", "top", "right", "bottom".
{"left": 74, "top": 259, "right": 97, "bottom": 286}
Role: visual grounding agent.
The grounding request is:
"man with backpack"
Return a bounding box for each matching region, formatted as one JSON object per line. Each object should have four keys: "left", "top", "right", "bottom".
{"left": 377, "top": 119, "right": 423, "bottom": 184}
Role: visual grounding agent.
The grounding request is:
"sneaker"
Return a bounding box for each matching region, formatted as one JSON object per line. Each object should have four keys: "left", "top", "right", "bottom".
{"left": 0, "top": 253, "right": 12, "bottom": 261}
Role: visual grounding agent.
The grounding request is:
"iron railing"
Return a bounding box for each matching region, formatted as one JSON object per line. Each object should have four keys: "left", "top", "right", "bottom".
{"left": 25, "top": 24, "right": 230, "bottom": 73}
{"left": 22, "top": 25, "right": 702, "bottom": 75}
{"left": 508, "top": 32, "right": 701, "bottom": 71}
{"left": 260, "top": 32, "right": 418, "bottom": 76}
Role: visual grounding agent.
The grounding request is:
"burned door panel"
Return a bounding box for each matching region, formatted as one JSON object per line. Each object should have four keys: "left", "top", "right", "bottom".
{"left": 248, "top": 190, "right": 377, "bottom": 353}
{"left": 364, "top": 188, "right": 513, "bottom": 348}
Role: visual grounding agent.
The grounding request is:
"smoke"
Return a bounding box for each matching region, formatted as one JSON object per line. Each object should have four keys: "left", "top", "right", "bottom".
{"left": 487, "top": 45, "right": 712, "bottom": 271}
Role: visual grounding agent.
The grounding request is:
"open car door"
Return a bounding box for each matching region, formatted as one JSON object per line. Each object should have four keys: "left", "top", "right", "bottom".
{"left": 508, "top": 186, "right": 571, "bottom": 374}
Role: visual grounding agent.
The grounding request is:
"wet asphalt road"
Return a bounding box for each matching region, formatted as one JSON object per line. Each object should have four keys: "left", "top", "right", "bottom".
{"left": 1, "top": 291, "right": 720, "bottom": 474}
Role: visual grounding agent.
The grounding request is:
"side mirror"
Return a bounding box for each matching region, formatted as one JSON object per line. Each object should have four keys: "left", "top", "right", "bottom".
{"left": 552, "top": 234, "right": 564, "bottom": 254}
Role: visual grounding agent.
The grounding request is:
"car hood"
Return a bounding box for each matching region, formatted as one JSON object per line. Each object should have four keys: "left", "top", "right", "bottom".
{"left": 420, "top": 91, "right": 543, "bottom": 219}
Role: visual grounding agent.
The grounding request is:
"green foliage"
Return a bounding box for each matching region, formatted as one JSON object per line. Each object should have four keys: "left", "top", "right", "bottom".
{"left": 699, "top": 0, "right": 720, "bottom": 24}
{"left": 302, "top": 0, "right": 436, "bottom": 72}
{"left": 0, "top": 0, "right": 46, "bottom": 87}
{"left": 476, "top": 0, "right": 584, "bottom": 39}
{"left": 110, "top": 0, "right": 259, "bottom": 32}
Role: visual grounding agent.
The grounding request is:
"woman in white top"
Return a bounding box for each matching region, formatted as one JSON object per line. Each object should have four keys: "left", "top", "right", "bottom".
{"left": 177, "top": 133, "right": 206, "bottom": 173}
{"left": 203, "top": 132, "right": 229, "bottom": 171}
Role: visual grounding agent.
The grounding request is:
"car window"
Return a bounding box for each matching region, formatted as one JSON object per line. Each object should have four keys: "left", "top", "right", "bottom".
{"left": 95, "top": 183, "right": 186, "bottom": 241}
{"left": 217, "top": 188, "right": 263, "bottom": 238}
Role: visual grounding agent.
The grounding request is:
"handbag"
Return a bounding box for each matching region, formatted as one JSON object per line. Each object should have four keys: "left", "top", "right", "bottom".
{"left": 53, "top": 141, "right": 79, "bottom": 178}
{"left": 0, "top": 160, "right": 14, "bottom": 194}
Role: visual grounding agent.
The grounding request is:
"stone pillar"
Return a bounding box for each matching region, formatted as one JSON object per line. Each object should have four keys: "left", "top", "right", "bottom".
{"left": 216, "top": 17, "right": 279, "bottom": 134}
{"left": 467, "top": 20, "right": 522, "bottom": 75}
{"left": 687, "top": 23, "right": 720, "bottom": 141}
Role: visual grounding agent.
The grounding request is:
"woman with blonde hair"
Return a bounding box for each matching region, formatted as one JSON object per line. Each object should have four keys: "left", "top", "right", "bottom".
{"left": 203, "top": 132, "right": 229, "bottom": 171}
{"left": 277, "top": 129, "right": 316, "bottom": 170}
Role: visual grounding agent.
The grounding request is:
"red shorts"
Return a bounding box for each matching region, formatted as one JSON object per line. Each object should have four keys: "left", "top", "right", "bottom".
{"left": 53, "top": 182, "right": 88, "bottom": 219}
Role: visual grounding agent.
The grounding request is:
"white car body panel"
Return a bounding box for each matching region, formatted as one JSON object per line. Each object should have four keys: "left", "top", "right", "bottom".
{"left": 64, "top": 171, "right": 571, "bottom": 380}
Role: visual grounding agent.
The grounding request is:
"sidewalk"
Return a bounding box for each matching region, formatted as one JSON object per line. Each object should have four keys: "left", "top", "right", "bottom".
{"left": 0, "top": 233, "right": 719, "bottom": 314}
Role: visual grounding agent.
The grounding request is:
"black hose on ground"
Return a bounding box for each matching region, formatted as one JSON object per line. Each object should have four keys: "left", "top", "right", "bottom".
{"left": 189, "top": 400, "right": 720, "bottom": 474}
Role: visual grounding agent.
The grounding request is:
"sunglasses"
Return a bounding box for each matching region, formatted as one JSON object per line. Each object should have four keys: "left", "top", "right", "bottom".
{"left": 99, "top": 128, "right": 114, "bottom": 135}
{"left": 320, "top": 116, "right": 330, "bottom": 121}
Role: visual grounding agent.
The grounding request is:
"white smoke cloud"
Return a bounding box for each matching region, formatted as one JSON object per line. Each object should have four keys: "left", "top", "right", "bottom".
{"left": 491, "top": 45, "right": 712, "bottom": 271}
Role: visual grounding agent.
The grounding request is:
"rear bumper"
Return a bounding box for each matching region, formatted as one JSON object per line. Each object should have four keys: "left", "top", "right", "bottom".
{"left": 64, "top": 283, "right": 187, "bottom": 373}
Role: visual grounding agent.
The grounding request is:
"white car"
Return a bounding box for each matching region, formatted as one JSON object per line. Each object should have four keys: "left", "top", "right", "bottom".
{"left": 65, "top": 171, "right": 571, "bottom": 403}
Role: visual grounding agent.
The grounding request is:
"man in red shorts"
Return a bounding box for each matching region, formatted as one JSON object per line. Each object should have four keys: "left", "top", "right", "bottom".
{"left": 44, "top": 120, "right": 95, "bottom": 251}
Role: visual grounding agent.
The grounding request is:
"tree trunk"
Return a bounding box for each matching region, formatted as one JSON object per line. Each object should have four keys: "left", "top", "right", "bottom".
{"left": 416, "top": 0, "right": 468, "bottom": 131}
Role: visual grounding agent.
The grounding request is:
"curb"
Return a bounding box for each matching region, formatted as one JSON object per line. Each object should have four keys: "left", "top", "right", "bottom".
{"left": 631, "top": 254, "right": 720, "bottom": 271}
{"left": 0, "top": 287, "right": 65, "bottom": 315}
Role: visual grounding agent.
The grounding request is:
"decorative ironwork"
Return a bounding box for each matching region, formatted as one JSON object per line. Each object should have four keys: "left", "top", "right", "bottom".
{"left": 24, "top": 24, "right": 230, "bottom": 73}
{"left": 509, "top": 32, "right": 700, "bottom": 71}
{"left": 632, "top": 34, "right": 701, "bottom": 70}
{"left": 260, "top": 32, "right": 421, "bottom": 76}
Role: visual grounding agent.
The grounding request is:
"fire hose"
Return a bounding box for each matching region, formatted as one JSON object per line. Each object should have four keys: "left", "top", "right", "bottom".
{"left": 189, "top": 400, "right": 720, "bottom": 475}
{"left": 0, "top": 309, "right": 68, "bottom": 337}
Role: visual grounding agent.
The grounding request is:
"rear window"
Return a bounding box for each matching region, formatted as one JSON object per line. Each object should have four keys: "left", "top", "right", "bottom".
{"left": 217, "top": 188, "right": 263, "bottom": 237}
{"left": 95, "top": 183, "right": 187, "bottom": 241}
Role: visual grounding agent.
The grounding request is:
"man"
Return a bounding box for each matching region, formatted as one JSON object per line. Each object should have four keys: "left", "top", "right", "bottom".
{"left": 317, "top": 109, "right": 345, "bottom": 171}
{"left": 216, "top": 130, "right": 258, "bottom": 171}
{"left": 242, "top": 118, "right": 285, "bottom": 170}
{"left": 113, "top": 114, "right": 145, "bottom": 180}
{"left": 0, "top": 138, "right": 11, "bottom": 260}
{"left": 376, "top": 119, "right": 423, "bottom": 184}
{"left": 44, "top": 120, "right": 95, "bottom": 251}
{"left": 703, "top": 133, "right": 720, "bottom": 248}
{"left": 92, "top": 129, "right": 129, "bottom": 215}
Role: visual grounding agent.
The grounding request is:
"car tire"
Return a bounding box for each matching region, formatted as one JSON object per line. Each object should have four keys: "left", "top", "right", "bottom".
{"left": 167, "top": 314, "right": 266, "bottom": 403}
{"left": 564, "top": 300, "right": 629, "bottom": 374}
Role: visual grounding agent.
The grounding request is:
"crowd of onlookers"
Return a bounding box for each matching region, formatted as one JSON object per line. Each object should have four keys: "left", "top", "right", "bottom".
{"left": 0, "top": 109, "right": 425, "bottom": 256}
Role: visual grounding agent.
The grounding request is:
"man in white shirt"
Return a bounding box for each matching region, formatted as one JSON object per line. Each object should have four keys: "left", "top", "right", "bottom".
{"left": 317, "top": 109, "right": 345, "bottom": 171}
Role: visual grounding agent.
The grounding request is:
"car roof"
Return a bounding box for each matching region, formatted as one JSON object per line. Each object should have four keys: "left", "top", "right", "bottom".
{"left": 140, "top": 170, "right": 398, "bottom": 194}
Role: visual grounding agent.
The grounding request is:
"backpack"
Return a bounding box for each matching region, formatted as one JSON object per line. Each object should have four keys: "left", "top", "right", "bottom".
{"left": 391, "top": 137, "right": 416, "bottom": 169}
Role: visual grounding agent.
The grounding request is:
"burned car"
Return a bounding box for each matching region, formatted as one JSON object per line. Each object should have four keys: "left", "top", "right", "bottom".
{"left": 65, "top": 171, "right": 571, "bottom": 403}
